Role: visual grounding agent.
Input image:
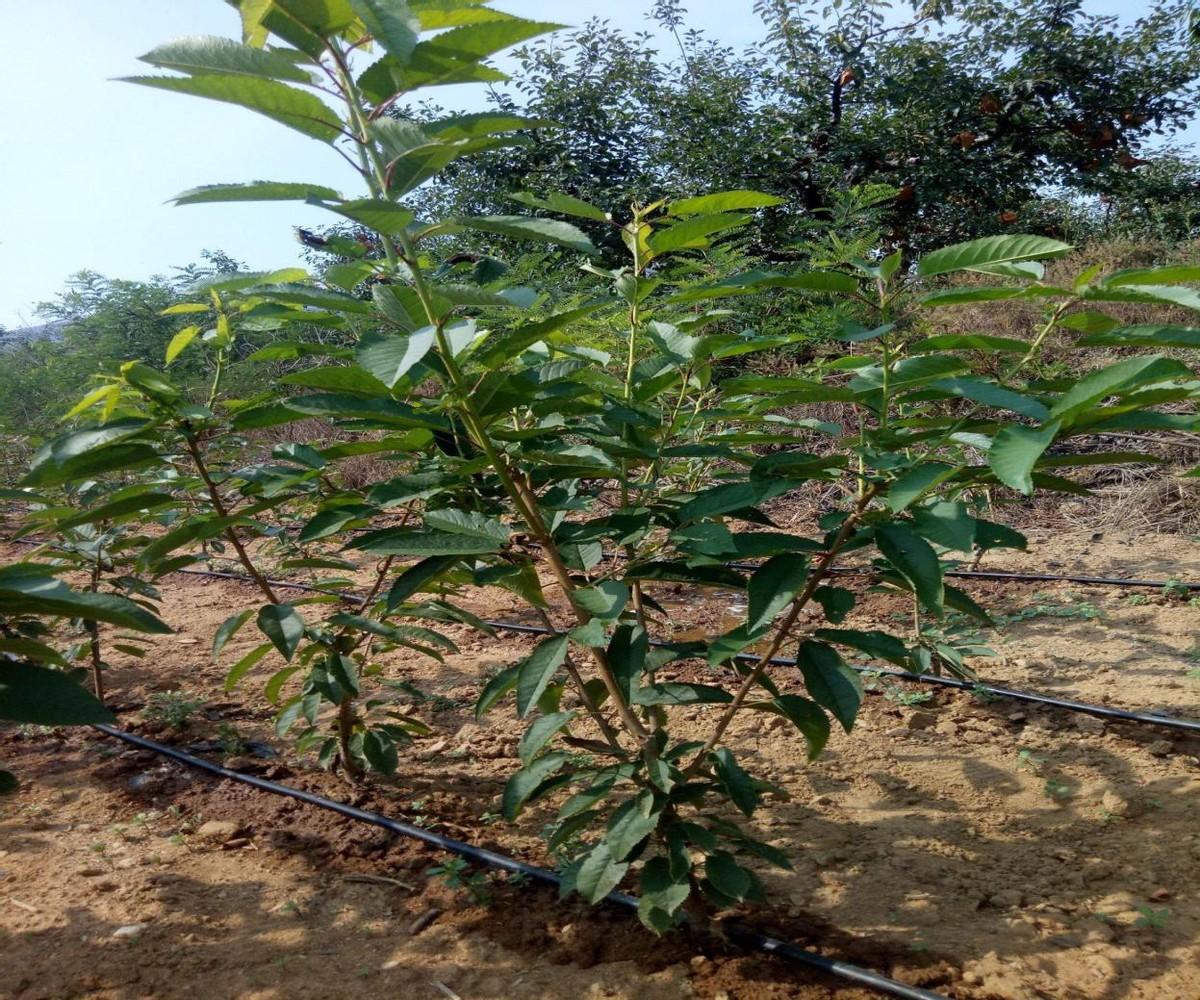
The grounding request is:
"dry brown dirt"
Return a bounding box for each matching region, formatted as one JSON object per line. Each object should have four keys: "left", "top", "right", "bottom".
{"left": 3, "top": 527, "right": 1200, "bottom": 1000}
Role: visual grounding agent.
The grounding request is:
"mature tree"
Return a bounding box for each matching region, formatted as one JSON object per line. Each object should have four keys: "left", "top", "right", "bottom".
{"left": 411, "top": 0, "right": 1200, "bottom": 256}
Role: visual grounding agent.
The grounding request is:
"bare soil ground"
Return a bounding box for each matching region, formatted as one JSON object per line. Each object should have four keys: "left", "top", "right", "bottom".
{"left": 4, "top": 527, "right": 1200, "bottom": 1000}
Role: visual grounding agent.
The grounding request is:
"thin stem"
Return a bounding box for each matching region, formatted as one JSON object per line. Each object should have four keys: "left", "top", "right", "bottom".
{"left": 180, "top": 429, "right": 280, "bottom": 605}
{"left": 684, "top": 486, "right": 879, "bottom": 774}
{"left": 87, "top": 557, "right": 104, "bottom": 705}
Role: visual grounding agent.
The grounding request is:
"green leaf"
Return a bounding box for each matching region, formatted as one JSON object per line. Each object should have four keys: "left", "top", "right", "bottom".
{"left": 763, "top": 694, "right": 830, "bottom": 759}
{"left": 875, "top": 522, "right": 943, "bottom": 615}
{"left": 911, "top": 501, "right": 976, "bottom": 553}
{"left": 574, "top": 580, "right": 629, "bottom": 620}
{"left": 988, "top": 421, "right": 1059, "bottom": 494}
{"left": 310, "top": 197, "right": 415, "bottom": 235}
{"left": 213, "top": 609, "right": 255, "bottom": 659}
{"left": 164, "top": 325, "right": 201, "bottom": 365}
{"left": 121, "top": 74, "right": 342, "bottom": 142}
{"left": 1077, "top": 324, "right": 1200, "bottom": 348}
{"left": 349, "top": 528, "right": 501, "bottom": 556}
{"left": 607, "top": 791, "right": 660, "bottom": 861}
{"left": 256, "top": 605, "right": 305, "bottom": 662}
{"left": 515, "top": 634, "right": 569, "bottom": 717}
{"left": 924, "top": 377, "right": 1048, "bottom": 421}
{"left": 362, "top": 729, "right": 399, "bottom": 775}
{"left": 1049, "top": 356, "right": 1192, "bottom": 425}
{"left": 1105, "top": 265, "right": 1200, "bottom": 286}
{"left": 647, "top": 212, "right": 750, "bottom": 255}
{"left": 356, "top": 328, "right": 435, "bottom": 387}
{"left": 814, "top": 628, "right": 909, "bottom": 666}
{"left": 424, "top": 508, "right": 510, "bottom": 544}
{"left": 0, "top": 575, "right": 171, "bottom": 634}
{"left": 52, "top": 492, "right": 177, "bottom": 531}
{"left": 224, "top": 641, "right": 273, "bottom": 692}
{"left": 573, "top": 840, "right": 629, "bottom": 902}
{"left": 509, "top": 191, "right": 608, "bottom": 221}
{"left": 451, "top": 215, "right": 596, "bottom": 253}
{"left": 139, "top": 35, "right": 316, "bottom": 82}
{"left": 746, "top": 554, "right": 808, "bottom": 633}
{"left": 909, "top": 333, "right": 1029, "bottom": 353}
{"left": 917, "top": 235, "right": 1072, "bottom": 277}
{"left": 668, "top": 190, "right": 784, "bottom": 216}
{"left": 386, "top": 555, "right": 458, "bottom": 610}
{"left": 502, "top": 750, "right": 568, "bottom": 820}
{"left": 631, "top": 683, "right": 732, "bottom": 706}
{"left": 709, "top": 747, "right": 759, "bottom": 817}
{"left": 887, "top": 462, "right": 956, "bottom": 512}
{"left": 677, "top": 478, "right": 797, "bottom": 522}
{"left": 705, "top": 852, "right": 755, "bottom": 902}
{"left": 350, "top": 0, "right": 419, "bottom": 62}
{"left": 171, "top": 180, "right": 343, "bottom": 205}
{"left": 21, "top": 442, "right": 162, "bottom": 489}
{"left": 638, "top": 857, "right": 690, "bottom": 932}
{"left": 0, "top": 663, "right": 114, "bottom": 725}
{"left": 607, "top": 625, "right": 647, "bottom": 704}
{"left": 475, "top": 663, "right": 519, "bottom": 718}
{"left": 518, "top": 710, "right": 576, "bottom": 764}
{"left": 797, "top": 640, "right": 862, "bottom": 733}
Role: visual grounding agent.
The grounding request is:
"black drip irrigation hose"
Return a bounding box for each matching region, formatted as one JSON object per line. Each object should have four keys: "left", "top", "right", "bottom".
{"left": 175, "top": 567, "right": 1200, "bottom": 735}
{"left": 92, "top": 722, "right": 951, "bottom": 1000}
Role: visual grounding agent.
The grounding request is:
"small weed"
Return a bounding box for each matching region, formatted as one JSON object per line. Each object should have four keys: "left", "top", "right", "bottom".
{"left": 1043, "top": 779, "right": 1073, "bottom": 802}
{"left": 970, "top": 683, "right": 1002, "bottom": 704}
{"left": 141, "top": 691, "right": 204, "bottom": 730}
{"left": 479, "top": 811, "right": 502, "bottom": 826}
{"left": 1016, "top": 749, "right": 1047, "bottom": 772}
{"left": 1124, "top": 594, "right": 1149, "bottom": 607}
{"left": 216, "top": 723, "right": 245, "bottom": 755}
{"left": 994, "top": 598, "right": 1102, "bottom": 628}
{"left": 1162, "top": 579, "right": 1190, "bottom": 602}
{"left": 168, "top": 833, "right": 186, "bottom": 846}
{"left": 885, "top": 687, "right": 933, "bottom": 708}
{"left": 90, "top": 841, "right": 107, "bottom": 854}
{"left": 427, "top": 857, "right": 491, "bottom": 904}
{"left": 1134, "top": 905, "right": 1170, "bottom": 931}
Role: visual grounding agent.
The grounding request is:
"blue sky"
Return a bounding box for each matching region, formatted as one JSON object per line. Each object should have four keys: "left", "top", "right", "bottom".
{"left": 0, "top": 1, "right": 1187, "bottom": 327}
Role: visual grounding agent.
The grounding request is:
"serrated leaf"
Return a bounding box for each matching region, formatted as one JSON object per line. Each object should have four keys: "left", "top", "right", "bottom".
{"left": 797, "top": 640, "right": 862, "bottom": 733}
{"left": 139, "top": 35, "right": 315, "bottom": 82}
{"left": 509, "top": 190, "right": 607, "bottom": 221}
{"left": 516, "top": 634, "right": 569, "bottom": 717}
{"left": 452, "top": 214, "right": 596, "bottom": 253}
{"left": 165, "top": 325, "right": 202, "bottom": 364}
{"left": 988, "top": 421, "right": 1059, "bottom": 494}
{"left": 710, "top": 747, "right": 758, "bottom": 817}
{"left": 0, "top": 663, "right": 114, "bottom": 725}
{"left": 518, "top": 710, "right": 576, "bottom": 764}
{"left": 573, "top": 840, "right": 629, "bottom": 902}
{"left": 574, "top": 580, "right": 629, "bottom": 620}
{"left": 876, "top": 522, "right": 943, "bottom": 616}
{"left": 121, "top": 74, "right": 342, "bottom": 142}
{"left": 213, "top": 609, "right": 254, "bottom": 659}
{"left": 917, "top": 235, "right": 1072, "bottom": 277}
{"left": 668, "top": 190, "right": 784, "bottom": 216}
{"left": 502, "top": 750, "right": 568, "bottom": 820}
{"left": 171, "top": 180, "right": 343, "bottom": 205}
{"left": 350, "top": 0, "right": 419, "bottom": 63}
{"left": 256, "top": 605, "right": 304, "bottom": 662}
{"left": 224, "top": 641, "right": 273, "bottom": 692}
{"left": 356, "top": 328, "right": 435, "bottom": 387}
{"left": 746, "top": 554, "right": 808, "bottom": 633}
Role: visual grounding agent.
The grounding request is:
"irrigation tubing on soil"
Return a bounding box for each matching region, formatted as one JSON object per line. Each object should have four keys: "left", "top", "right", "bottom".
{"left": 91, "top": 723, "right": 951, "bottom": 1000}
{"left": 173, "top": 568, "right": 1200, "bottom": 735}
